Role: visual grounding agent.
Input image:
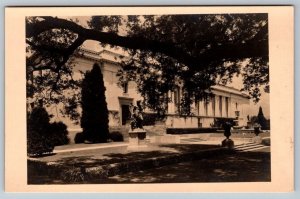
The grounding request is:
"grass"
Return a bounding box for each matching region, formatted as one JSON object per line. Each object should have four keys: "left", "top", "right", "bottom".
{"left": 105, "top": 151, "right": 271, "bottom": 183}
{"left": 27, "top": 132, "right": 271, "bottom": 184}
{"left": 28, "top": 149, "right": 270, "bottom": 184}
{"left": 28, "top": 144, "right": 220, "bottom": 184}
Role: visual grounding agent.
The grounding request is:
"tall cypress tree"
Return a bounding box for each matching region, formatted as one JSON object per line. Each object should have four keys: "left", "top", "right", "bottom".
{"left": 257, "top": 106, "right": 268, "bottom": 130}
{"left": 81, "top": 63, "right": 109, "bottom": 143}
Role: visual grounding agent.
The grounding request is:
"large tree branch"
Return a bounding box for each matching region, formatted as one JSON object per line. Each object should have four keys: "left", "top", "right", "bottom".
{"left": 27, "top": 35, "right": 85, "bottom": 73}
{"left": 26, "top": 16, "right": 268, "bottom": 71}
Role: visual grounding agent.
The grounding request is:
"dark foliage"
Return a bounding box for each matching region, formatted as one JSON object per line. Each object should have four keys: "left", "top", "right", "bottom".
{"left": 223, "top": 122, "right": 232, "bottom": 139}
{"left": 48, "top": 122, "right": 70, "bottom": 146}
{"left": 257, "top": 106, "right": 269, "bottom": 130}
{"left": 27, "top": 107, "right": 54, "bottom": 156}
{"left": 142, "top": 113, "right": 165, "bottom": 126}
{"left": 167, "top": 127, "right": 218, "bottom": 134}
{"left": 74, "top": 132, "right": 85, "bottom": 144}
{"left": 212, "top": 118, "right": 234, "bottom": 129}
{"left": 109, "top": 131, "right": 124, "bottom": 142}
{"left": 80, "top": 63, "right": 109, "bottom": 143}
{"left": 26, "top": 14, "right": 269, "bottom": 121}
{"left": 27, "top": 107, "right": 70, "bottom": 156}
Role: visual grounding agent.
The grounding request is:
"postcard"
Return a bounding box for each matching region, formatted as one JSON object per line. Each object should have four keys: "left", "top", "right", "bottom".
{"left": 5, "top": 6, "right": 294, "bottom": 192}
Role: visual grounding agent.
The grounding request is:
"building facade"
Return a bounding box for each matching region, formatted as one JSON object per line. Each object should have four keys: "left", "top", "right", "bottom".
{"left": 46, "top": 48, "right": 250, "bottom": 132}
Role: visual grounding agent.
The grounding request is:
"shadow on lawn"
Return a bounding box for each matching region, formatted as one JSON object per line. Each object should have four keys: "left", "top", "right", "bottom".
{"left": 104, "top": 151, "right": 271, "bottom": 183}
{"left": 37, "top": 144, "right": 218, "bottom": 168}
{"left": 28, "top": 144, "right": 270, "bottom": 184}
{"left": 28, "top": 144, "right": 219, "bottom": 184}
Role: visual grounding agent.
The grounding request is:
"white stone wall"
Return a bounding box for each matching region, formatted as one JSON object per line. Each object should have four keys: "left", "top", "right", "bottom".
{"left": 44, "top": 50, "right": 250, "bottom": 130}
{"left": 165, "top": 116, "right": 199, "bottom": 128}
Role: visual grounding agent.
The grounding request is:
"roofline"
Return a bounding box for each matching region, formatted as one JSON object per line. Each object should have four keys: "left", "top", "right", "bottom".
{"left": 211, "top": 85, "right": 250, "bottom": 99}
{"left": 75, "top": 48, "right": 250, "bottom": 99}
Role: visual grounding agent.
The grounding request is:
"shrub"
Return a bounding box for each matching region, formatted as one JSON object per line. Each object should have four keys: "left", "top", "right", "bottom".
{"left": 167, "top": 127, "right": 218, "bottom": 134}
{"left": 74, "top": 132, "right": 85, "bottom": 144}
{"left": 49, "top": 122, "right": 70, "bottom": 146}
{"left": 81, "top": 64, "right": 109, "bottom": 143}
{"left": 27, "top": 107, "right": 70, "bottom": 156}
{"left": 262, "top": 137, "right": 271, "bottom": 146}
{"left": 27, "top": 107, "right": 54, "bottom": 156}
{"left": 257, "top": 106, "right": 269, "bottom": 130}
{"left": 143, "top": 113, "right": 157, "bottom": 126}
{"left": 212, "top": 118, "right": 234, "bottom": 129}
{"left": 109, "top": 131, "right": 124, "bottom": 142}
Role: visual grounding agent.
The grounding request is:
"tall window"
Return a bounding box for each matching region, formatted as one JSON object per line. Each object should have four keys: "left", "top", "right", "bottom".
{"left": 122, "top": 82, "right": 128, "bottom": 93}
{"left": 219, "top": 96, "right": 222, "bottom": 117}
{"left": 174, "top": 87, "right": 180, "bottom": 113}
{"left": 196, "top": 100, "right": 200, "bottom": 116}
{"left": 204, "top": 99, "right": 208, "bottom": 116}
{"left": 212, "top": 96, "right": 215, "bottom": 116}
{"left": 225, "top": 97, "right": 229, "bottom": 117}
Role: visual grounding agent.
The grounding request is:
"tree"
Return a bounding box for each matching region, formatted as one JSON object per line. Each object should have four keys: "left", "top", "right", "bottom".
{"left": 257, "top": 106, "right": 268, "bottom": 130}
{"left": 26, "top": 14, "right": 269, "bottom": 120}
{"left": 27, "top": 106, "right": 54, "bottom": 156}
{"left": 27, "top": 106, "right": 70, "bottom": 156}
{"left": 80, "top": 63, "right": 109, "bottom": 143}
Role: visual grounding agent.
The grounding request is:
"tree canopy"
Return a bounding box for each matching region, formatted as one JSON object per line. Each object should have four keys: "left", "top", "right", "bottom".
{"left": 26, "top": 14, "right": 269, "bottom": 119}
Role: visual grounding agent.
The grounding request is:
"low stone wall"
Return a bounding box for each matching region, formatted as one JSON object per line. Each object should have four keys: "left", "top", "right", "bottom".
{"left": 144, "top": 123, "right": 167, "bottom": 136}
{"left": 149, "top": 135, "right": 180, "bottom": 144}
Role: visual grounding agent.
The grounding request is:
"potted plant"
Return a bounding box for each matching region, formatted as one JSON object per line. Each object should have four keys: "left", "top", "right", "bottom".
{"left": 254, "top": 123, "right": 261, "bottom": 136}
{"left": 221, "top": 122, "right": 234, "bottom": 149}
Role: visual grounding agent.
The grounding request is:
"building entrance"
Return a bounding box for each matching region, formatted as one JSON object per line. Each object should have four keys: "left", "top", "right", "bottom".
{"left": 121, "top": 104, "right": 131, "bottom": 125}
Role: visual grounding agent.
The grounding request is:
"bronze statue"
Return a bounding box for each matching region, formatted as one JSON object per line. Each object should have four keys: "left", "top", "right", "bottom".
{"left": 130, "top": 104, "right": 144, "bottom": 130}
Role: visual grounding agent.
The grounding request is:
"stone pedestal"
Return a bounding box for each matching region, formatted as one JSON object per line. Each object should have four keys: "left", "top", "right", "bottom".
{"left": 222, "top": 138, "right": 234, "bottom": 149}
{"left": 128, "top": 128, "right": 147, "bottom": 149}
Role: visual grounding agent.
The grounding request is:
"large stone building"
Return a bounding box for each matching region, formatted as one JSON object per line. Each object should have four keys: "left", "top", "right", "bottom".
{"left": 47, "top": 48, "right": 250, "bottom": 135}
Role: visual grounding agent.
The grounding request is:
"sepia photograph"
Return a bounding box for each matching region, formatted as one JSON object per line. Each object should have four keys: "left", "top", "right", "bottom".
{"left": 5, "top": 6, "right": 294, "bottom": 192}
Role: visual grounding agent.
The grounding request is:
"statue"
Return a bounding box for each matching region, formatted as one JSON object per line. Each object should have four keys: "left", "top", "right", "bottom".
{"left": 130, "top": 104, "right": 144, "bottom": 131}
{"left": 128, "top": 103, "right": 147, "bottom": 149}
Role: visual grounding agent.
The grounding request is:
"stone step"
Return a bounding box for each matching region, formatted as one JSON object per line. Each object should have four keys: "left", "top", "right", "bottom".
{"left": 234, "top": 143, "right": 268, "bottom": 152}
{"left": 239, "top": 146, "right": 269, "bottom": 152}
{"left": 234, "top": 142, "right": 262, "bottom": 149}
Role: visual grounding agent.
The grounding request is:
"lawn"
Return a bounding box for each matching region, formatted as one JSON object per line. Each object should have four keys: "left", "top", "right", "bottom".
{"left": 28, "top": 144, "right": 220, "bottom": 184}
{"left": 27, "top": 132, "right": 271, "bottom": 184}
{"left": 106, "top": 151, "right": 271, "bottom": 183}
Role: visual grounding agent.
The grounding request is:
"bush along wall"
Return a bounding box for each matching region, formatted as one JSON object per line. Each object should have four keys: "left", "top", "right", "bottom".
{"left": 167, "top": 127, "right": 218, "bottom": 134}
{"left": 27, "top": 107, "right": 69, "bottom": 157}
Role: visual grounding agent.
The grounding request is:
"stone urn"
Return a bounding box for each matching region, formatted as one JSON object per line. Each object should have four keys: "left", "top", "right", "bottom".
{"left": 222, "top": 122, "right": 234, "bottom": 149}
{"left": 253, "top": 123, "right": 262, "bottom": 144}
{"left": 254, "top": 125, "right": 260, "bottom": 136}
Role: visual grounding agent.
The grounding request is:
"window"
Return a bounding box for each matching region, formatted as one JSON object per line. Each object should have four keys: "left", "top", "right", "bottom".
{"left": 196, "top": 100, "right": 200, "bottom": 116}
{"left": 173, "top": 87, "right": 180, "bottom": 113}
{"left": 204, "top": 99, "right": 208, "bottom": 116}
{"left": 225, "top": 97, "right": 229, "bottom": 117}
{"left": 219, "top": 96, "right": 222, "bottom": 117}
{"left": 121, "top": 104, "right": 131, "bottom": 125}
{"left": 122, "top": 82, "right": 128, "bottom": 93}
{"left": 198, "top": 118, "right": 202, "bottom": 128}
{"left": 212, "top": 96, "right": 215, "bottom": 116}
